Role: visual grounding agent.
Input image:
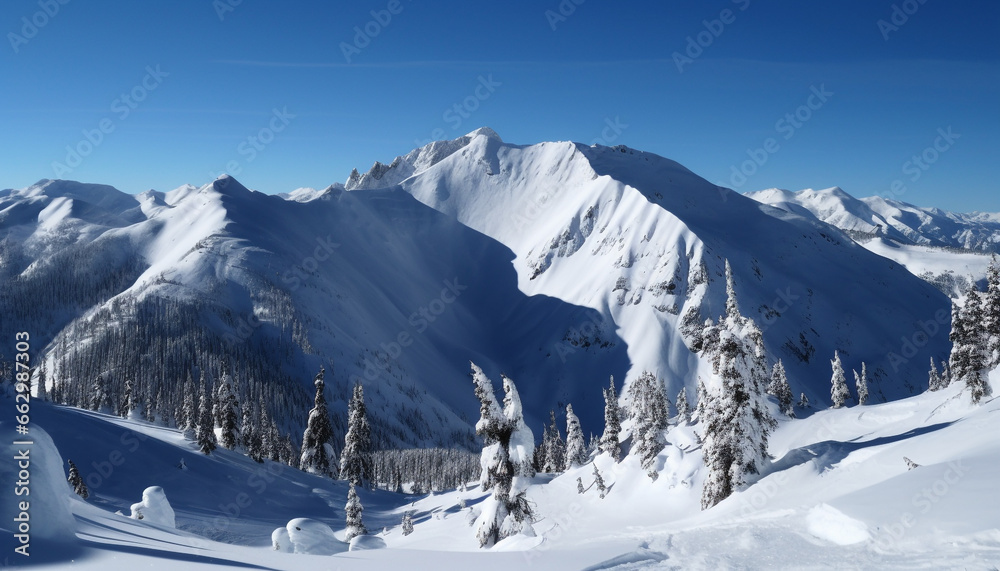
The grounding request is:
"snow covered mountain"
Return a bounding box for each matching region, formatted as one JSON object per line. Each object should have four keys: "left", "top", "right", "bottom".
{"left": 0, "top": 130, "right": 951, "bottom": 452}
{"left": 746, "top": 187, "right": 998, "bottom": 296}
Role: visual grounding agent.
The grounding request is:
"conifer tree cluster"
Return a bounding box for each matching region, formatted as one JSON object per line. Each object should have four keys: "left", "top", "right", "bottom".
{"left": 627, "top": 370, "right": 670, "bottom": 478}
{"left": 535, "top": 410, "right": 565, "bottom": 473}
{"left": 949, "top": 263, "right": 998, "bottom": 404}
{"left": 67, "top": 459, "right": 89, "bottom": 499}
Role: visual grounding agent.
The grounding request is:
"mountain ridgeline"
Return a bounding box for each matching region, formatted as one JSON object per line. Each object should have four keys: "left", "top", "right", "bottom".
{"left": 0, "top": 129, "right": 952, "bottom": 453}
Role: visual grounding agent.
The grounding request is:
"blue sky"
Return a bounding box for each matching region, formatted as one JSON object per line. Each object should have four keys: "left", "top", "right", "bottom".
{"left": 2, "top": 0, "right": 998, "bottom": 211}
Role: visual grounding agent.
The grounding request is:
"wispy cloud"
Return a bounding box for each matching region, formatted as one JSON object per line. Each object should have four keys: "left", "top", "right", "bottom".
{"left": 211, "top": 59, "right": 673, "bottom": 69}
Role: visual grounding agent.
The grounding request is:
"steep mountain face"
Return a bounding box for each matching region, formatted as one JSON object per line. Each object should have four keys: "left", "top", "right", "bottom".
{"left": 0, "top": 130, "right": 953, "bottom": 452}
{"left": 746, "top": 187, "right": 1000, "bottom": 252}
{"left": 349, "top": 130, "right": 951, "bottom": 404}
{"left": 746, "top": 187, "right": 998, "bottom": 297}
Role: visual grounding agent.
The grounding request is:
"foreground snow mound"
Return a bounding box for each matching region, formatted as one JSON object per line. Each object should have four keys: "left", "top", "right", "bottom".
{"left": 0, "top": 422, "right": 76, "bottom": 544}
{"left": 349, "top": 534, "right": 387, "bottom": 551}
{"left": 129, "top": 486, "right": 176, "bottom": 528}
{"left": 806, "top": 503, "right": 870, "bottom": 545}
{"left": 271, "top": 526, "right": 292, "bottom": 552}
{"left": 285, "top": 517, "right": 348, "bottom": 555}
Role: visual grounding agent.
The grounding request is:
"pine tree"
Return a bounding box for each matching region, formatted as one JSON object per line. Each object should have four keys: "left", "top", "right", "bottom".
{"left": 676, "top": 386, "right": 691, "bottom": 424}
{"left": 121, "top": 377, "right": 136, "bottom": 418}
{"left": 599, "top": 376, "right": 621, "bottom": 461}
{"left": 300, "top": 368, "right": 337, "bottom": 476}
{"left": 695, "top": 376, "right": 711, "bottom": 423}
{"left": 181, "top": 371, "right": 197, "bottom": 435}
{"left": 472, "top": 361, "right": 505, "bottom": 498}
{"left": 576, "top": 477, "right": 585, "bottom": 494}
{"left": 215, "top": 371, "right": 239, "bottom": 449}
{"left": 768, "top": 359, "right": 794, "bottom": 417}
{"left": 67, "top": 460, "right": 89, "bottom": 499}
{"left": 401, "top": 511, "right": 414, "bottom": 536}
{"left": 592, "top": 464, "right": 607, "bottom": 499}
{"left": 542, "top": 410, "right": 565, "bottom": 473}
{"left": 700, "top": 260, "right": 776, "bottom": 509}
{"left": 564, "top": 404, "right": 587, "bottom": 469}
{"left": 830, "top": 351, "right": 850, "bottom": 408}
{"left": 928, "top": 357, "right": 942, "bottom": 392}
{"left": 345, "top": 483, "right": 367, "bottom": 541}
{"left": 985, "top": 255, "right": 1000, "bottom": 369}
{"left": 196, "top": 382, "right": 217, "bottom": 455}
{"left": 855, "top": 362, "right": 869, "bottom": 405}
{"left": 798, "top": 392, "right": 810, "bottom": 408}
{"left": 499, "top": 375, "right": 535, "bottom": 538}
{"left": 341, "top": 382, "right": 372, "bottom": 486}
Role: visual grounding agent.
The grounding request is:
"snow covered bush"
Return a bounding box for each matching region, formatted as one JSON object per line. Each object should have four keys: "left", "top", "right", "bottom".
{"left": 129, "top": 486, "right": 176, "bottom": 528}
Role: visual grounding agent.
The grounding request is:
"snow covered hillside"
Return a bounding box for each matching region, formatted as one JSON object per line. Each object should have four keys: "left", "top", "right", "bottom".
{"left": 2, "top": 368, "right": 997, "bottom": 569}
{"left": 747, "top": 187, "right": 998, "bottom": 297}
{"left": 0, "top": 130, "right": 953, "bottom": 454}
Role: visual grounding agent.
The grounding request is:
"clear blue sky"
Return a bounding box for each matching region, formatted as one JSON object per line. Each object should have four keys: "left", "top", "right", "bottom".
{"left": 2, "top": 0, "right": 998, "bottom": 211}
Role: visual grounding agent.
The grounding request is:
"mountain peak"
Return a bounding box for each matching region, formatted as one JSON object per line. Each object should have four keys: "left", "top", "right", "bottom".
{"left": 464, "top": 126, "right": 502, "bottom": 142}
{"left": 210, "top": 174, "right": 252, "bottom": 196}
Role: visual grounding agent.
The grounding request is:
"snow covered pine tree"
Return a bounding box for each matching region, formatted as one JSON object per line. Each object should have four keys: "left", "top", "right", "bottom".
{"left": 345, "top": 482, "right": 367, "bottom": 541}
{"left": 470, "top": 362, "right": 536, "bottom": 547}
{"left": 830, "top": 351, "right": 850, "bottom": 408}
{"left": 340, "top": 382, "right": 373, "bottom": 486}
{"left": 564, "top": 403, "right": 587, "bottom": 469}
{"left": 299, "top": 367, "right": 338, "bottom": 476}
{"left": 700, "top": 260, "right": 776, "bottom": 509}
{"left": 599, "top": 376, "right": 621, "bottom": 461}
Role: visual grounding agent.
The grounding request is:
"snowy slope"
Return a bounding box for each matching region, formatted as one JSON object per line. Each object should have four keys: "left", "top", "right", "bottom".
{"left": 3, "top": 369, "right": 997, "bottom": 569}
